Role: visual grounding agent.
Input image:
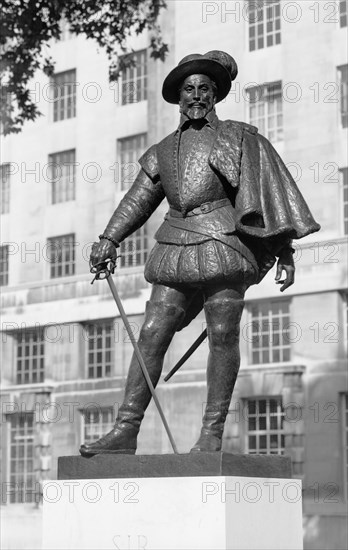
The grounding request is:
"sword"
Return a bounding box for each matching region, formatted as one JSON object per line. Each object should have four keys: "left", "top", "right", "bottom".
{"left": 90, "top": 260, "right": 179, "bottom": 455}
{"left": 164, "top": 329, "right": 207, "bottom": 382}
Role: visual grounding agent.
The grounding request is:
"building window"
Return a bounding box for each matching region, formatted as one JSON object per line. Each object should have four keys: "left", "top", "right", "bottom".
{"left": 118, "top": 134, "right": 147, "bottom": 191}
{"left": 340, "top": 0, "right": 348, "bottom": 27}
{"left": 0, "top": 90, "right": 11, "bottom": 135}
{"left": 250, "top": 300, "right": 291, "bottom": 364}
{"left": 246, "top": 81, "right": 283, "bottom": 142}
{"left": 82, "top": 407, "right": 114, "bottom": 444}
{"left": 85, "top": 320, "right": 115, "bottom": 378}
{"left": 0, "top": 163, "right": 10, "bottom": 214}
{"left": 49, "top": 149, "right": 76, "bottom": 203}
{"left": 0, "top": 245, "right": 9, "bottom": 286}
{"left": 338, "top": 65, "right": 348, "bottom": 128}
{"left": 8, "top": 413, "right": 36, "bottom": 503}
{"left": 120, "top": 226, "right": 148, "bottom": 268}
{"left": 58, "top": 18, "right": 73, "bottom": 40}
{"left": 342, "top": 292, "right": 348, "bottom": 353}
{"left": 342, "top": 393, "right": 348, "bottom": 500}
{"left": 121, "top": 50, "right": 147, "bottom": 105}
{"left": 248, "top": 0, "right": 281, "bottom": 52}
{"left": 47, "top": 234, "right": 75, "bottom": 278}
{"left": 52, "top": 69, "right": 76, "bottom": 122}
{"left": 16, "top": 329, "right": 45, "bottom": 384}
{"left": 340, "top": 167, "right": 348, "bottom": 235}
{"left": 245, "top": 398, "right": 285, "bottom": 455}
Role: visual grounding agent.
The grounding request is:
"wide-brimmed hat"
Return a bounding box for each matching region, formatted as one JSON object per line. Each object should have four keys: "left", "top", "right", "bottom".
{"left": 162, "top": 50, "right": 238, "bottom": 104}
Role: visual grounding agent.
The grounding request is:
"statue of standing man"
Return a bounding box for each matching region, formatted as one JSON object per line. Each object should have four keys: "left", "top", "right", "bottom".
{"left": 80, "top": 51, "right": 320, "bottom": 456}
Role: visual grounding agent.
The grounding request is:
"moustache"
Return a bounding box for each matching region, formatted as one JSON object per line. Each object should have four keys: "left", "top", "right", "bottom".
{"left": 188, "top": 102, "right": 206, "bottom": 108}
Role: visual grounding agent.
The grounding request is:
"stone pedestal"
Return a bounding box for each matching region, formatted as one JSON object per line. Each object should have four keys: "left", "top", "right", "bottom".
{"left": 43, "top": 453, "right": 302, "bottom": 550}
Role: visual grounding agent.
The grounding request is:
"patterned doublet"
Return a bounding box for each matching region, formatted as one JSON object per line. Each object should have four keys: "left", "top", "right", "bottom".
{"left": 176, "top": 118, "right": 227, "bottom": 212}
{"left": 153, "top": 111, "right": 231, "bottom": 216}
{"left": 142, "top": 112, "right": 259, "bottom": 287}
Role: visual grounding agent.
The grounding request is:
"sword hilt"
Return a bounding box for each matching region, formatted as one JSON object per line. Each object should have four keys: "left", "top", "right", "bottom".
{"left": 90, "top": 259, "right": 116, "bottom": 284}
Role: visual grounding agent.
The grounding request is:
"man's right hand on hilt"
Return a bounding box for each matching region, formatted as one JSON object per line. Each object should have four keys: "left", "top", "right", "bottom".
{"left": 90, "top": 239, "right": 117, "bottom": 268}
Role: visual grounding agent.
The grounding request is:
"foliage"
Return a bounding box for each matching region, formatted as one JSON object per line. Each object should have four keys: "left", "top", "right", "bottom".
{"left": 0, "top": 0, "right": 168, "bottom": 135}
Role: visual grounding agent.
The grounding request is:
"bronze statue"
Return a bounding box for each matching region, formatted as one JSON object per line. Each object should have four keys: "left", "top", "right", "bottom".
{"left": 80, "top": 51, "right": 320, "bottom": 456}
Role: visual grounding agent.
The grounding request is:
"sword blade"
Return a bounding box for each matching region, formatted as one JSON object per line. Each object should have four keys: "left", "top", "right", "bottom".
{"left": 106, "top": 274, "right": 179, "bottom": 455}
{"left": 164, "top": 329, "right": 208, "bottom": 382}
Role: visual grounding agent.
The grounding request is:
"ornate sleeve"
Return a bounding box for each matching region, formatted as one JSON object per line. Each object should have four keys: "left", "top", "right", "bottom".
{"left": 102, "top": 145, "right": 165, "bottom": 244}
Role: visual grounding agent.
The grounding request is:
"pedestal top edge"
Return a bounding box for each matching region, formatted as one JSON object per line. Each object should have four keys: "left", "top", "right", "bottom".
{"left": 57, "top": 452, "right": 292, "bottom": 480}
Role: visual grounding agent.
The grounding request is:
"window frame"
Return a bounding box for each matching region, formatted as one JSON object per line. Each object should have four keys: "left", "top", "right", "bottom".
{"left": 339, "top": 167, "right": 348, "bottom": 235}
{"left": 342, "top": 291, "right": 348, "bottom": 355}
{"left": 0, "top": 163, "right": 10, "bottom": 214}
{"left": 244, "top": 396, "right": 285, "bottom": 455}
{"left": 121, "top": 50, "right": 148, "bottom": 105}
{"left": 49, "top": 149, "right": 76, "bottom": 204}
{"left": 117, "top": 133, "right": 147, "bottom": 191}
{"left": 84, "top": 319, "right": 116, "bottom": 379}
{"left": 58, "top": 17, "right": 74, "bottom": 41}
{"left": 52, "top": 69, "right": 77, "bottom": 122}
{"left": 246, "top": 80, "right": 283, "bottom": 142}
{"left": 338, "top": 64, "right": 348, "bottom": 128}
{"left": 248, "top": 299, "right": 292, "bottom": 365}
{"left": 119, "top": 225, "right": 149, "bottom": 269}
{"left": 47, "top": 233, "right": 76, "bottom": 279}
{"left": 341, "top": 392, "right": 348, "bottom": 501}
{"left": 6, "top": 412, "right": 37, "bottom": 504}
{"left": 15, "top": 328, "right": 45, "bottom": 385}
{"left": 0, "top": 244, "right": 9, "bottom": 286}
{"left": 81, "top": 407, "right": 115, "bottom": 444}
{"left": 339, "top": 0, "right": 348, "bottom": 28}
{"left": 248, "top": 0, "right": 281, "bottom": 52}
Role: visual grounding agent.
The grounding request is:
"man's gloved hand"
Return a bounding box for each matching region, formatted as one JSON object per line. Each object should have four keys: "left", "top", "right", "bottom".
{"left": 275, "top": 247, "right": 295, "bottom": 292}
{"left": 90, "top": 239, "right": 118, "bottom": 268}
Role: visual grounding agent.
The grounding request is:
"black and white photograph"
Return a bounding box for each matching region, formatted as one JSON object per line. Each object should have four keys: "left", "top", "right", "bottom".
{"left": 1, "top": 1, "right": 347, "bottom": 549}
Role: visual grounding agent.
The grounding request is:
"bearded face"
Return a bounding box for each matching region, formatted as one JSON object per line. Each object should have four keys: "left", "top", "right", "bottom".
{"left": 179, "top": 74, "right": 217, "bottom": 120}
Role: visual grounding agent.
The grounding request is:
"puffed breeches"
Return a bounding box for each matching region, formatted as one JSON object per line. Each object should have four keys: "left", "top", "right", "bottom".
{"left": 144, "top": 238, "right": 259, "bottom": 288}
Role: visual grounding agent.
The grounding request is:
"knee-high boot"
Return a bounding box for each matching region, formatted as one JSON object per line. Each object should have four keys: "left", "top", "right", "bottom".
{"left": 80, "top": 301, "right": 185, "bottom": 456}
{"left": 191, "top": 298, "right": 245, "bottom": 452}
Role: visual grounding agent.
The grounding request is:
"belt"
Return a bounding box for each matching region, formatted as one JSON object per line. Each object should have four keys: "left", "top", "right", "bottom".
{"left": 169, "top": 198, "right": 231, "bottom": 218}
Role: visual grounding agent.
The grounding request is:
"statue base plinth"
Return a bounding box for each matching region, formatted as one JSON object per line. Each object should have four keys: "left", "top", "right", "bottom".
{"left": 43, "top": 453, "right": 302, "bottom": 550}
{"left": 57, "top": 451, "right": 292, "bottom": 480}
